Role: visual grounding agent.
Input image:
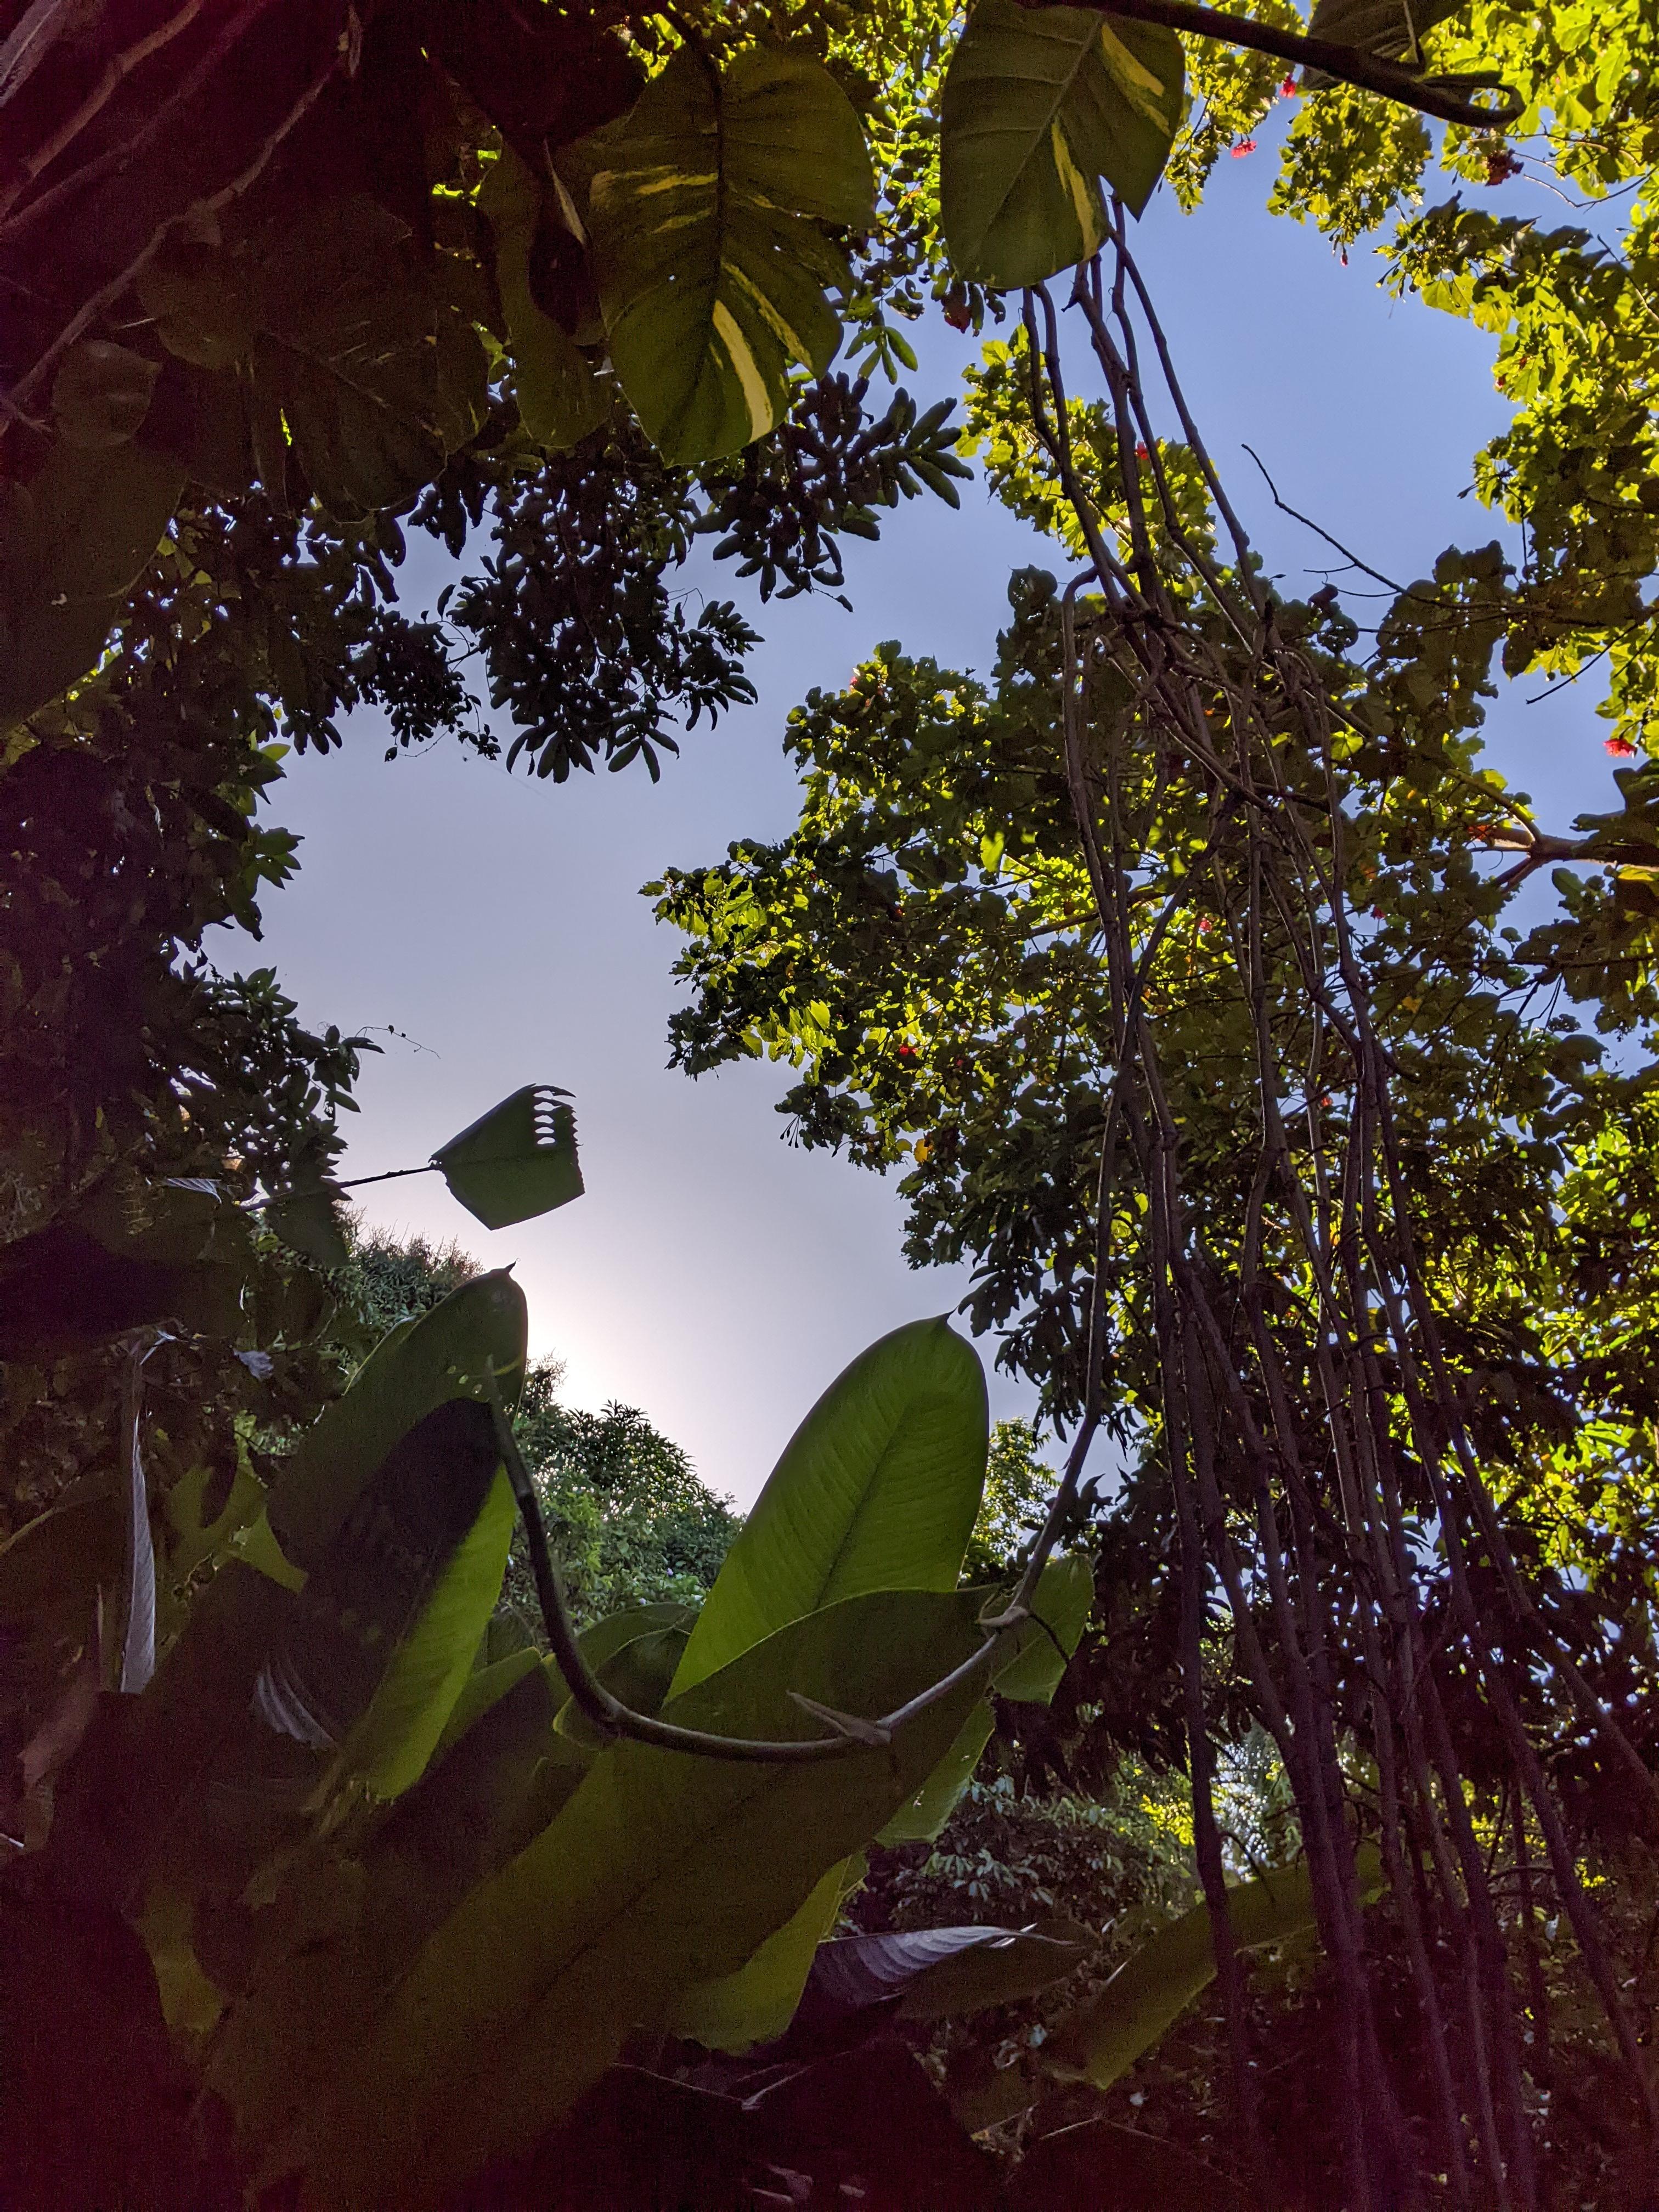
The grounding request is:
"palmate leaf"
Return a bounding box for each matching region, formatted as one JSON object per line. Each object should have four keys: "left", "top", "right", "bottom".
{"left": 432, "top": 1085, "right": 583, "bottom": 1232}
{"left": 279, "top": 1588, "right": 988, "bottom": 2207}
{"left": 566, "top": 45, "right": 873, "bottom": 466}
{"left": 940, "top": 0, "right": 1186, "bottom": 286}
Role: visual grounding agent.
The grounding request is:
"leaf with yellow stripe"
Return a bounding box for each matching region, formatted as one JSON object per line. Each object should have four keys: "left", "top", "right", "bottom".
{"left": 563, "top": 44, "right": 873, "bottom": 466}
{"left": 940, "top": 0, "right": 1186, "bottom": 287}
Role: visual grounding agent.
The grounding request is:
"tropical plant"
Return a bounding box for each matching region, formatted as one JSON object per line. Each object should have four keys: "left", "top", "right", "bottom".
{"left": 648, "top": 16, "right": 1659, "bottom": 2182}
{"left": 0, "top": 1243, "right": 1333, "bottom": 2210}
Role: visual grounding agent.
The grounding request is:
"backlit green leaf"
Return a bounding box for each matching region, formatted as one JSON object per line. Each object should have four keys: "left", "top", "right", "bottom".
{"left": 266, "top": 1272, "right": 527, "bottom": 1576}
{"left": 672, "top": 1316, "right": 988, "bottom": 1694}
{"left": 478, "top": 150, "right": 606, "bottom": 452}
{"left": 881, "top": 1555, "right": 1092, "bottom": 1844}
{"left": 1049, "top": 1849, "right": 1384, "bottom": 2091}
{"left": 940, "top": 0, "right": 1186, "bottom": 285}
{"left": 568, "top": 46, "right": 873, "bottom": 465}
{"left": 281, "top": 1587, "right": 987, "bottom": 2205}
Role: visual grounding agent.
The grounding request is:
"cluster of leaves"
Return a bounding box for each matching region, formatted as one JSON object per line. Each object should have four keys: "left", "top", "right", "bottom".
{"left": 6, "top": 1257, "right": 1276, "bottom": 2209}
{"left": 504, "top": 1363, "right": 742, "bottom": 1627}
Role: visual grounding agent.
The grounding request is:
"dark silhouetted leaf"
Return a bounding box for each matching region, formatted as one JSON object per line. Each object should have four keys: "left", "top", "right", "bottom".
{"left": 433, "top": 1085, "right": 584, "bottom": 1232}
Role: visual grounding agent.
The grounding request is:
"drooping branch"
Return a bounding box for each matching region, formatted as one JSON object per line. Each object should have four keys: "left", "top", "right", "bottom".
{"left": 1066, "top": 0, "right": 1523, "bottom": 131}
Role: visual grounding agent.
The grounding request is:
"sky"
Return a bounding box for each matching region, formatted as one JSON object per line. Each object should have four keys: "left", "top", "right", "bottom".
{"left": 249, "top": 112, "right": 1619, "bottom": 1511}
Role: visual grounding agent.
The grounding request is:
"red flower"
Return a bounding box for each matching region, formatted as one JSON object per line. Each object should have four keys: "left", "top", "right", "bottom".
{"left": 1281, "top": 75, "right": 1298, "bottom": 96}
{"left": 1135, "top": 441, "right": 1149, "bottom": 461}
{"left": 1605, "top": 736, "right": 1639, "bottom": 757}
{"left": 1231, "top": 138, "right": 1258, "bottom": 157}
{"left": 1485, "top": 147, "right": 1523, "bottom": 186}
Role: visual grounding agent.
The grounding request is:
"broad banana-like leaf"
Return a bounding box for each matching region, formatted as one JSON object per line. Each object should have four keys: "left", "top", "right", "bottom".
{"left": 206, "top": 1656, "right": 577, "bottom": 2159}
{"left": 253, "top": 1401, "right": 505, "bottom": 1790}
{"left": 478, "top": 151, "right": 606, "bottom": 452}
{"left": 432, "top": 1085, "right": 583, "bottom": 1232}
{"left": 555, "top": 1609, "right": 695, "bottom": 1747}
{"left": 667, "top": 1858, "right": 848, "bottom": 2051}
{"left": 881, "top": 1554, "right": 1093, "bottom": 1844}
{"left": 265, "top": 1270, "right": 527, "bottom": 1573}
{"left": 1049, "top": 1848, "right": 1384, "bottom": 2091}
{"left": 673, "top": 1316, "right": 988, "bottom": 1695}
{"left": 331, "top": 1471, "right": 518, "bottom": 1801}
{"left": 278, "top": 1587, "right": 989, "bottom": 2207}
{"left": 805, "top": 1917, "right": 1091, "bottom": 2027}
{"left": 566, "top": 46, "right": 873, "bottom": 464}
{"left": 940, "top": 0, "right": 1185, "bottom": 285}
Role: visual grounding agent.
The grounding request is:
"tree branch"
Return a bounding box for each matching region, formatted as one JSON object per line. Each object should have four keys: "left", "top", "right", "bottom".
{"left": 1057, "top": 0, "right": 1523, "bottom": 131}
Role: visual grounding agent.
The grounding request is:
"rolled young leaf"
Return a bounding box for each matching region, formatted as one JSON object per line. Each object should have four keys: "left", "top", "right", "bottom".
{"left": 940, "top": 0, "right": 1185, "bottom": 286}
{"left": 432, "top": 1085, "right": 583, "bottom": 1232}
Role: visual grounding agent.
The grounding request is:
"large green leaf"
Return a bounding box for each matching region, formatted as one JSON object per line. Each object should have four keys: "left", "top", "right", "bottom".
{"left": 205, "top": 1655, "right": 578, "bottom": 2158}
{"left": 280, "top": 1587, "right": 988, "bottom": 2206}
{"left": 881, "top": 1554, "right": 1093, "bottom": 1844}
{"left": 250, "top": 198, "right": 458, "bottom": 518}
{"left": 432, "top": 1085, "right": 584, "bottom": 1232}
{"left": 667, "top": 1858, "right": 848, "bottom": 2050}
{"left": 0, "top": 436, "right": 183, "bottom": 723}
{"left": 673, "top": 1316, "right": 989, "bottom": 1695}
{"left": 478, "top": 151, "right": 606, "bottom": 452}
{"left": 1049, "top": 1849, "right": 1384, "bottom": 2091}
{"left": 265, "top": 1270, "right": 527, "bottom": 1575}
{"left": 567, "top": 45, "right": 873, "bottom": 465}
{"left": 940, "top": 0, "right": 1186, "bottom": 286}
{"left": 332, "top": 1469, "right": 518, "bottom": 1801}
{"left": 252, "top": 1400, "right": 502, "bottom": 1765}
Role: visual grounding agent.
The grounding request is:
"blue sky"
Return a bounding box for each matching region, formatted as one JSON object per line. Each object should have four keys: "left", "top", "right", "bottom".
{"left": 250, "top": 119, "right": 1617, "bottom": 1509}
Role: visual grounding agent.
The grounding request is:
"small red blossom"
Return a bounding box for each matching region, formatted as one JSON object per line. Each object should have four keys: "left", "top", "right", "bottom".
{"left": 1135, "top": 440, "right": 1149, "bottom": 461}
{"left": 1485, "top": 146, "right": 1523, "bottom": 186}
{"left": 1231, "top": 138, "right": 1258, "bottom": 157}
{"left": 1340, "top": 247, "right": 1350, "bottom": 267}
{"left": 1281, "top": 75, "right": 1298, "bottom": 96}
{"left": 1370, "top": 906, "right": 1384, "bottom": 920}
{"left": 1606, "top": 735, "right": 1639, "bottom": 757}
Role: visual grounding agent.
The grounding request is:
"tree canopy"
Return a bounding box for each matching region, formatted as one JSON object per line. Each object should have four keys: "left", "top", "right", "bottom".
{"left": 4, "top": 0, "right": 1659, "bottom": 2204}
